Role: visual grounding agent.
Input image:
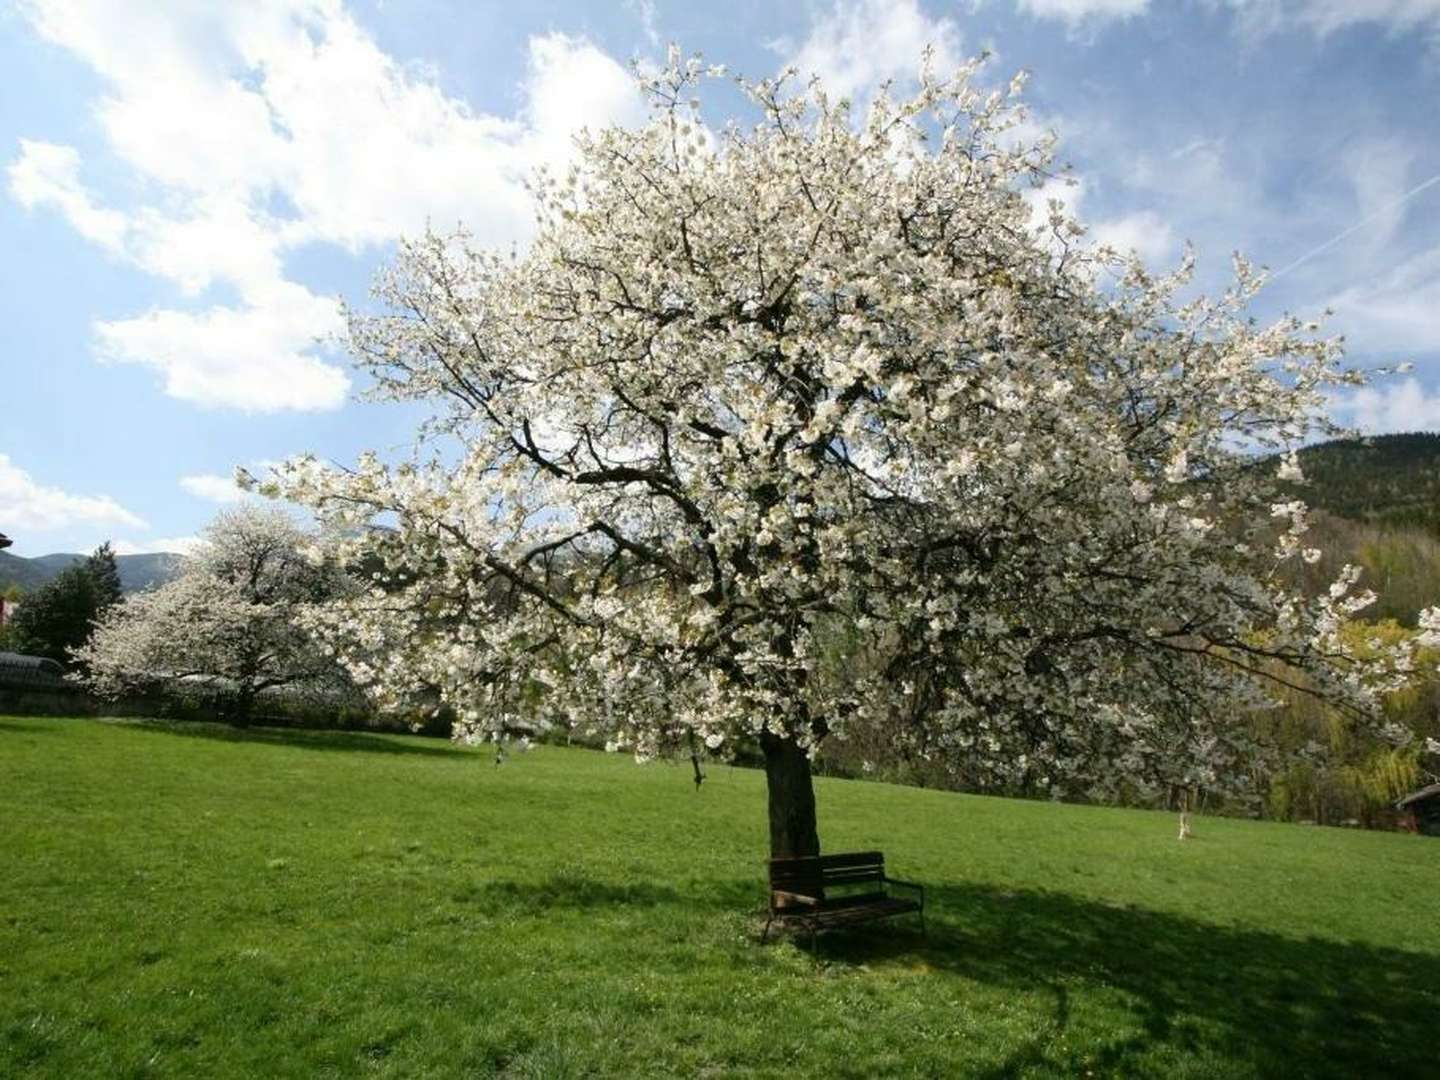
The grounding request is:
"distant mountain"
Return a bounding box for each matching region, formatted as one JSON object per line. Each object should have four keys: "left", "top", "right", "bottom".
{"left": 0, "top": 550, "right": 186, "bottom": 595}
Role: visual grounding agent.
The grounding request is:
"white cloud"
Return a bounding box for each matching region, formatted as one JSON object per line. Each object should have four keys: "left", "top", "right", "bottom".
{"left": 0, "top": 453, "right": 146, "bottom": 531}
{"left": 1024, "top": 175, "right": 1177, "bottom": 264}
{"left": 1340, "top": 138, "right": 1419, "bottom": 256}
{"left": 112, "top": 536, "right": 203, "bottom": 557}
{"left": 1024, "top": 175, "right": 1087, "bottom": 225}
{"left": 1090, "top": 210, "right": 1177, "bottom": 262}
{"left": 1016, "top": 0, "right": 1150, "bottom": 24}
{"left": 7, "top": 139, "right": 128, "bottom": 251}
{"left": 95, "top": 281, "right": 349, "bottom": 412}
{"left": 625, "top": 0, "right": 661, "bottom": 48}
{"left": 521, "top": 34, "right": 650, "bottom": 173}
{"left": 8, "top": 2, "right": 646, "bottom": 412}
{"left": 1338, "top": 378, "right": 1440, "bottom": 434}
{"left": 1229, "top": 0, "right": 1440, "bottom": 39}
{"left": 1324, "top": 244, "right": 1440, "bottom": 353}
{"left": 784, "top": 0, "right": 963, "bottom": 102}
{"left": 1128, "top": 136, "right": 1249, "bottom": 221}
{"left": 179, "top": 473, "right": 247, "bottom": 504}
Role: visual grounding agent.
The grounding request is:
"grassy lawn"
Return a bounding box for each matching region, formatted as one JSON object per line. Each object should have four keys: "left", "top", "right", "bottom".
{"left": 2, "top": 715, "right": 1437, "bottom": 1078}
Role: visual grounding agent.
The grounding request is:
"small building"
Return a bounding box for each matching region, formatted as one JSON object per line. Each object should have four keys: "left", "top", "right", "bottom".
{"left": 1396, "top": 783, "right": 1440, "bottom": 837}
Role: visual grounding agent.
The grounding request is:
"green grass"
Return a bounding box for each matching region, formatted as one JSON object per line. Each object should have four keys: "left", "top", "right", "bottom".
{"left": 2, "top": 716, "right": 1437, "bottom": 1078}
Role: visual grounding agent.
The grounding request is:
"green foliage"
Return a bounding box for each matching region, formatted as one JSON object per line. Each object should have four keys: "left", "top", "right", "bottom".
{"left": 1259, "top": 434, "right": 1440, "bottom": 625}
{"left": 6, "top": 544, "right": 126, "bottom": 667}
{"left": 1255, "top": 620, "right": 1440, "bottom": 825}
{"left": 1277, "top": 511, "right": 1440, "bottom": 625}
{"left": 8, "top": 564, "right": 100, "bottom": 666}
{"left": 3, "top": 716, "right": 1438, "bottom": 1078}
{"left": 85, "top": 542, "right": 123, "bottom": 609}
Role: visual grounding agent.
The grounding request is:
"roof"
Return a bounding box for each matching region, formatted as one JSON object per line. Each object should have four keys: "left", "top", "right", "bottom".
{"left": 0, "top": 651, "right": 62, "bottom": 674}
{"left": 0, "top": 651, "right": 67, "bottom": 688}
{"left": 1396, "top": 782, "right": 1440, "bottom": 810}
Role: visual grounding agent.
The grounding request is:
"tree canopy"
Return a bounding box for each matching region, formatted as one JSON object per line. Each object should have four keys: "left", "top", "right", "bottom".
{"left": 86, "top": 542, "right": 123, "bottom": 610}
{"left": 8, "top": 544, "right": 123, "bottom": 668}
{"left": 260, "top": 52, "right": 1438, "bottom": 855}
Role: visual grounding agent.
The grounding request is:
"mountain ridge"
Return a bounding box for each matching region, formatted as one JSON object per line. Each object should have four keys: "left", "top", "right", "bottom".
{"left": 0, "top": 550, "right": 186, "bottom": 594}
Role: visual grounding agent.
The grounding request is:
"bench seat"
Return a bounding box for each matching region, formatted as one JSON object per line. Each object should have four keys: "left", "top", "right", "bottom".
{"left": 764, "top": 851, "right": 925, "bottom": 946}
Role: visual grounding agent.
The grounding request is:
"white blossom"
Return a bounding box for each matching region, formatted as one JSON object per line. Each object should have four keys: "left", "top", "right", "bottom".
{"left": 77, "top": 506, "right": 353, "bottom": 719}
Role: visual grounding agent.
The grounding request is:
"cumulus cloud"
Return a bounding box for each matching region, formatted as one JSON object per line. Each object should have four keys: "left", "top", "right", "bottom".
{"left": 7, "top": 139, "right": 130, "bottom": 252}
{"left": 7, "top": 1, "right": 646, "bottom": 412}
{"left": 1338, "top": 378, "right": 1440, "bottom": 434}
{"left": 179, "top": 473, "right": 248, "bottom": 504}
{"left": 0, "top": 453, "right": 145, "bottom": 531}
{"left": 95, "top": 282, "right": 349, "bottom": 412}
{"left": 1024, "top": 175, "right": 1177, "bottom": 264}
{"left": 782, "top": 0, "right": 963, "bottom": 102}
{"left": 1090, "top": 210, "right": 1177, "bottom": 262}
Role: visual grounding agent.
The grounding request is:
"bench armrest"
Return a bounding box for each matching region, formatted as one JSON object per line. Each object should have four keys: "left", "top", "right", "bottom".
{"left": 883, "top": 877, "right": 925, "bottom": 904}
{"left": 771, "top": 889, "right": 822, "bottom": 910}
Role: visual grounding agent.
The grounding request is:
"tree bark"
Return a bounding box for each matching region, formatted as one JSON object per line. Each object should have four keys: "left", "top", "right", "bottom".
{"left": 762, "top": 731, "right": 820, "bottom": 859}
{"left": 230, "top": 681, "right": 256, "bottom": 728}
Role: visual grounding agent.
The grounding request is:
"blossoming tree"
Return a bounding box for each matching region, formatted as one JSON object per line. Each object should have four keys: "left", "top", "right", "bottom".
{"left": 262, "top": 53, "right": 1437, "bottom": 857}
{"left": 79, "top": 506, "right": 351, "bottom": 725}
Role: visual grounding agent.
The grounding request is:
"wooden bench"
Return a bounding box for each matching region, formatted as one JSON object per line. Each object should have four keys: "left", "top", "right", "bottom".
{"left": 763, "top": 851, "right": 925, "bottom": 946}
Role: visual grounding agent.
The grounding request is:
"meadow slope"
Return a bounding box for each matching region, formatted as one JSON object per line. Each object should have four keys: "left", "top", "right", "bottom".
{"left": 2, "top": 716, "right": 1437, "bottom": 1077}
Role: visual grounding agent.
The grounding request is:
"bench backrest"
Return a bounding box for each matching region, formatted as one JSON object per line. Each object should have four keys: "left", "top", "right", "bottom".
{"left": 768, "top": 851, "right": 886, "bottom": 903}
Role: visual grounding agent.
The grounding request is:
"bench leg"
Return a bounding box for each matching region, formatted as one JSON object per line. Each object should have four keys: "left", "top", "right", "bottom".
{"left": 761, "top": 915, "right": 774, "bottom": 944}
{"left": 919, "top": 908, "right": 927, "bottom": 939}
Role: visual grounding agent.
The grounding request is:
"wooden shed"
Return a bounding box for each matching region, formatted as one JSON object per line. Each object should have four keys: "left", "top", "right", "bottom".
{"left": 1396, "top": 783, "right": 1440, "bottom": 837}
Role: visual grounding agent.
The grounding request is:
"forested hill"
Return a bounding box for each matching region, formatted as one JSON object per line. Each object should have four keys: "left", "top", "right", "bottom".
{"left": 1294, "top": 432, "right": 1440, "bottom": 535}
{"left": 1267, "top": 432, "right": 1440, "bottom": 626}
{"left": 0, "top": 550, "right": 183, "bottom": 594}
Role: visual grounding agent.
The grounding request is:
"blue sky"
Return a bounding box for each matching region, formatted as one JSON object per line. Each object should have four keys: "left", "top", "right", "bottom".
{"left": 2, "top": 0, "right": 1438, "bottom": 557}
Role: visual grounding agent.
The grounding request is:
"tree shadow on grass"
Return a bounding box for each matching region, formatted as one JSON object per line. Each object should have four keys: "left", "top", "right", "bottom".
{"left": 0, "top": 719, "right": 58, "bottom": 734}
{"left": 805, "top": 881, "right": 1438, "bottom": 1078}
{"left": 116, "top": 719, "right": 474, "bottom": 759}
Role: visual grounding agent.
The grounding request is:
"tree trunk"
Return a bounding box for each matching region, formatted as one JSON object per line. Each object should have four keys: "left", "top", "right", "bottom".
{"left": 230, "top": 682, "right": 256, "bottom": 728}
{"left": 762, "top": 732, "right": 820, "bottom": 859}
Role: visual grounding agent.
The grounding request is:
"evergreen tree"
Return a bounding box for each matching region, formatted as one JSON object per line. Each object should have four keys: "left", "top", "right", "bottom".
{"left": 8, "top": 544, "right": 125, "bottom": 667}
{"left": 86, "top": 542, "right": 124, "bottom": 609}
{"left": 10, "top": 565, "right": 100, "bottom": 667}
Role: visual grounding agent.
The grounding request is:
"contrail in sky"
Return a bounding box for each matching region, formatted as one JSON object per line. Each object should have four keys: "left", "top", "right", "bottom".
{"left": 1269, "top": 171, "right": 1440, "bottom": 283}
